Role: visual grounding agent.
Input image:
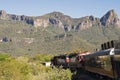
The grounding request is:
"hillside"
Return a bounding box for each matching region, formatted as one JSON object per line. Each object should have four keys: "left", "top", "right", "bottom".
{"left": 0, "top": 20, "right": 95, "bottom": 56}
{"left": 0, "top": 9, "right": 120, "bottom": 56}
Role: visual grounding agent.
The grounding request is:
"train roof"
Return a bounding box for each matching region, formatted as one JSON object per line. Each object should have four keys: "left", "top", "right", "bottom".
{"left": 53, "top": 53, "right": 78, "bottom": 59}
{"left": 68, "top": 53, "right": 78, "bottom": 58}
{"left": 84, "top": 48, "right": 120, "bottom": 58}
{"left": 84, "top": 49, "right": 110, "bottom": 58}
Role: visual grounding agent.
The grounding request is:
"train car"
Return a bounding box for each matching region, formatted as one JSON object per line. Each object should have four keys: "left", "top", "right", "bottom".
{"left": 51, "top": 54, "right": 67, "bottom": 68}
{"left": 112, "top": 49, "right": 120, "bottom": 80}
{"left": 68, "top": 53, "right": 81, "bottom": 69}
{"left": 81, "top": 48, "right": 120, "bottom": 80}
{"left": 101, "top": 40, "right": 120, "bottom": 50}
{"left": 51, "top": 53, "right": 81, "bottom": 69}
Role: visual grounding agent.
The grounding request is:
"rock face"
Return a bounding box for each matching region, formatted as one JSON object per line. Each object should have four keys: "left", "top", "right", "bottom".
{"left": 0, "top": 9, "right": 120, "bottom": 31}
{"left": 0, "top": 10, "right": 7, "bottom": 19}
{"left": 33, "top": 18, "right": 49, "bottom": 28}
{"left": 100, "top": 9, "right": 120, "bottom": 27}
{"left": 8, "top": 15, "right": 34, "bottom": 25}
{"left": 0, "top": 10, "right": 34, "bottom": 25}
{"left": 33, "top": 10, "right": 120, "bottom": 30}
{"left": 73, "top": 16, "right": 101, "bottom": 30}
{"left": 33, "top": 11, "right": 72, "bottom": 30}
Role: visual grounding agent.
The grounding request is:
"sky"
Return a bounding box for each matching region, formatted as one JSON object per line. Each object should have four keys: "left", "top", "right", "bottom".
{"left": 0, "top": 0, "right": 120, "bottom": 18}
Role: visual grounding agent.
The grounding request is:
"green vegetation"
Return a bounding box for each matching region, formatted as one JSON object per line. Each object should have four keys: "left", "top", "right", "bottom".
{"left": 0, "top": 19, "right": 120, "bottom": 56}
{"left": 0, "top": 53, "right": 10, "bottom": 61}
{"left": 0, "top": 20, "right": 94, "bottom": 56}
{"left": 0, "top": 53, "right": 72, "bottom": 80}
{"left": 33, "top": 53, "right": 54, "bottom": 62}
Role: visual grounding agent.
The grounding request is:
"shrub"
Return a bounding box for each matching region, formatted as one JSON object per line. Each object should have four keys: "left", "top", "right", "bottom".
{"left": 33, "top": 53, "right": 53, "bottom": 62}
{"left": 0, "top": 58, "right": 31, "bottom": 80}
{"left": 49, "top": 67, "right": 72, "bottom": 80}
{"left": 30, "top": 65, "right": 72, "bottom": 80}
{"left": 0, "top": 53, "right": 10, "bottom": 61}
{"left": 0, "top": 54, "right": 72, "bottom": 80}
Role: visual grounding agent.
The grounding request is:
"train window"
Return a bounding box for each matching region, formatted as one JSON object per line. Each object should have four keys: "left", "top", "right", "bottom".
{"left": 58, "top": 59, "right": 65, "bottom": 62}
{"left": 107, "top": 42, "right": 110, "bottom": 48}
{"left": 70, "top": 57, "right": 76, "bottom": 62}
{"left": 101, "top": 44, "right": 104, "bottom": 50}
{"left": 111, "top": 40, "right": 114, "bottom": 48}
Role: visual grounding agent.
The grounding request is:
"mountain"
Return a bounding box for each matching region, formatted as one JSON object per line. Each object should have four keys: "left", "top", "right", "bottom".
{"left": 0, "top": 9, "right": 120, "bottom": 56}
{"left": 100, "top": 9, "right": 120, "bottom": 27}
{"left": 33, "top": 12, "right": 101, "bottom": 31}
{"left": 1, "top": 9, "right": 120, "bottom": 31}
{"left": 0, "top": 10, "right": 34, "bottom": 24}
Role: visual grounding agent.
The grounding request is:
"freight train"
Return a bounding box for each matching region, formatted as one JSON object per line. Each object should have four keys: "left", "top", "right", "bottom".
{"left": 51, "top": 40, "right": 120, "bottom": 80}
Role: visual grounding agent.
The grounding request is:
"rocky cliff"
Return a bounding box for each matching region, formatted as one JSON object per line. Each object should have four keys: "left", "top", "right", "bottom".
{"left": 100, "top": 9, "right": 120, "bottom": 27}
{"left": 73, "top": 16, "right": 101, "bottom": 31}
{"left": 0, "top": 9, "right": 120, "bottom": 31}
{"left": 0, "top": 10, "right": 34, "bottom": 25}
{"left": 33, "top": 12, "right": 101, "bottom": 31}
{"left": 33, "top": 11, "right": 73, "bottom": 31}
{"left": 0, "top": 10, "right": 7, "bottom": 19}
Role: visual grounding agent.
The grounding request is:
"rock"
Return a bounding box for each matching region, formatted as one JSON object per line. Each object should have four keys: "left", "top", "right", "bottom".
{"left": 0, "top": 10, "right": 34, "bottom": 25}
{"left": 33, "top": 18, "right": 49, "bottom": 28}
{"left": 74, "top": 16, "right": 100, "bottom": 30}
{"left": 49, "top": 18, "right": 58, "bottom": 24}
{"left": 100, "top": 9, "right": 120, "bottom": 27}
{"left": 0, "top": 10, "right": 7, "bottom": 19}
{"left": 0, "top": 9, "right": 120, "bottom": 31}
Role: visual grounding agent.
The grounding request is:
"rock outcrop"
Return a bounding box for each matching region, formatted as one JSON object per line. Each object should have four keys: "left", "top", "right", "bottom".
{"left": 73, "top": 16, "right": 101, "bottom": 30}
{"left": 100, "top": 9, "right": 120, "bottom": 27}
{"left": 8, "top": 14, "right": 34, "bottom": 25}
{"left": 0, "top": 10, "right": 34, "bottom": 25}
{"left": 33, "top": 10, "right": 120, "bottom": 30}
{"left": 0, "top": 10, "right": 7, "bottom": 19}
{"left": 33, "top": 18, "right": 49, "bottom": 28}
{"left": 0, "top": 9, "right": 120, "bottom": 31}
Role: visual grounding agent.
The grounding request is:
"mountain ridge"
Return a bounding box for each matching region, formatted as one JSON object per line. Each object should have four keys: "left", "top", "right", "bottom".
{"left": 0, "top": 9, "right": 120, "bottom": 56}
{"left": 0, "top": 9, "right": 120, "bottom": 31}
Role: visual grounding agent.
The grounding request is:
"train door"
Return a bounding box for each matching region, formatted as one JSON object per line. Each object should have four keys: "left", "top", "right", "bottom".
{"left": 114, "top": 61, "right": 120, "bottom": 80}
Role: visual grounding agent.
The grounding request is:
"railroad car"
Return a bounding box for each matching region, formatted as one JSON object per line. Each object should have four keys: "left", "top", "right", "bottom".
{"left": 51, "top": 53, "right": 81, "bottom": 69}
{"left": 51, "top": 40, "right": 120, "bottom": 80}
{"left": 81, "top": 48, "right": 120, "bottom": 80}
{"left": 101, "top": 40, "right": 120, "bottom": 50}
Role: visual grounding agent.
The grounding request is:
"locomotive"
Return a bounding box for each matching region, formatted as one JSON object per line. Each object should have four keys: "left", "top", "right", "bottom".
{"left": 51, "top": 40, "right": 120, "bottom": 80}
{"left": 51, "top": 53, "right": 81, "bottom": 69}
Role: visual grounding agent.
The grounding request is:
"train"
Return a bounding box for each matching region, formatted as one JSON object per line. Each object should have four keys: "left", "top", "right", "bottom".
{"left": 51, "top": 53, "right": 81, "bottom": 69}
{"left": 51, "top": 40, "right": 120, "bottom": 80}
{"left": 80, "top": 48, "right": 120, "bottom": 80}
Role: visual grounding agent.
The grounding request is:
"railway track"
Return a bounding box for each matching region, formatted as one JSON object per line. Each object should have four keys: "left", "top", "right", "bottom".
{"left": 71, "top": 69, "right": 96, "bottom": 80}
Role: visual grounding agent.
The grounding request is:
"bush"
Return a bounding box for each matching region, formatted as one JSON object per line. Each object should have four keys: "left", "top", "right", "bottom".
{"left": 30, "top": 65, "right": 72, "bottom": 80}
{"left": 49, "top": 67, "right": 72, "bottom": 80}
{"left": 0, "top": 55, "right": 31, "bottom": 80}
{"left": 32, "top": 53, "right": 53, "bottom": 62}
{"left": 0, "top": 54, "right": 72, "bottom": 80}
{"left": 0, "top": 60, "right": 31, "bottom": 80}
{"left": 0, "top": 53, "right": 10, "bottom": 61}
